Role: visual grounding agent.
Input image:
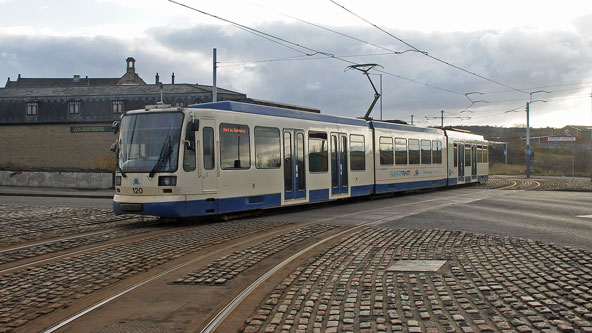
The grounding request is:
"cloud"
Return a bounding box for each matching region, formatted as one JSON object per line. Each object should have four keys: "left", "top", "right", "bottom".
{"left": 1, "top": 21, "right": 591, "bottom": 127}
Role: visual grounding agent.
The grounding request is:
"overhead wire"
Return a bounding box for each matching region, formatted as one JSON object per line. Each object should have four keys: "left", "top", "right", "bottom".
{"left": 217, "top": 51, "right": 400, "bottom": 67}
{"left": 219, "top": 2, "right": 592, "bottom": 115}
{"left": 168, "top": 0, "right": 465, "bottom": 96}
{"left": 328, "top": 0, "right": 530, "bottom": 95}
{"left": 169, "top": 0, "right": 323, "bottom": 57}
{"left": 170, "top": 0, "right": 589, "bottom": 124}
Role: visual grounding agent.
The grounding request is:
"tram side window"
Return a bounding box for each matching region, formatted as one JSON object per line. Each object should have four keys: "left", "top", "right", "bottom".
{"left": 255, "top": 127, "right": 281, "bottom": 169}
{"left": 203, "top": 127, "right": 215, "bottom": 170}
{"left": 220, "top": 123, "right": 250, "bottom": 169}
{"left": 408, "top": 139, "right": 420, "bottom": 165}
{"left": 395, "top": 138, "right": 408, "bottom": 165}
{"left": 453, "top": 143, "right": 458, "bottom": 167}
{"left": 350, "top": 134, "right": 365, "bottom": 171}
{"left": 379, "top": 137, "right": 393, "bottom": 165}
{"left": 421, "top": 139, "right": 431, "bottom": 165}
{"left": 309, "top": 131, "right": 328, "bottom": 172}
{"left": 183, "top": 122, "right": 196, "bottom": 172}
{"left": 465, "top": 146, "right": 471, "bottom": 167}
{"left": 477, "top": 145, "right": 483, "bottom": 163}
{"left": 484, "top": 145, "right": 488, "bottom": 163}
{"left": 432, "top": 140, "right": 442, "bottom": 164}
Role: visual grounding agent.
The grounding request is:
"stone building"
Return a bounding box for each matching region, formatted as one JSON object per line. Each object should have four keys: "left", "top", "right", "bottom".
{"left": 0, "top": 57, "right": 248, "bottom": 170}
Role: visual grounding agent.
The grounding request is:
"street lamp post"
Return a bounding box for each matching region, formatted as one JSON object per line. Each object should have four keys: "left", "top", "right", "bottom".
{"left": 505, "top": 142, "right": 508, "bottom": 176}
{"left": 525, "top": 90, "right": 550, "bottom": 178}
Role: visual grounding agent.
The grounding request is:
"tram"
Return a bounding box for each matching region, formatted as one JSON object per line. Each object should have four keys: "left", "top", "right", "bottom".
{"left": 112, "top": 101, "right": 488, "bottom": 218}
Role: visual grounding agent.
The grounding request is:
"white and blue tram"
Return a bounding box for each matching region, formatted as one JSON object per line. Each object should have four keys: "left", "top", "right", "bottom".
{"left": 113, "top": 101, "right": 488, "bottom": 218}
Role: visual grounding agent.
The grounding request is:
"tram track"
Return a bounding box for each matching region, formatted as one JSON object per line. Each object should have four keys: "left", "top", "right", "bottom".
{"left": 485, "top": 176, "right": 592, "bottom": 191}
{"left": 41, "top": 186, "right": 508, "bottom": 333}
{"left": 200, "top": 188, "right": 504, "bottom": 332}
{"left": 0, "top": 219, "right": 193, "bottom": 274}
{"left": 0, "top": 205, "right": 145, "bottom": 248}
{"left": 1, "top": 216, "right": 291, "bottom": 332}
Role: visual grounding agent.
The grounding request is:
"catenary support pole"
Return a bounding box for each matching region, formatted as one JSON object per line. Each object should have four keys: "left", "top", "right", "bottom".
{"left": 505, "top": 143, "right": 508, "bottom": 176}
{"left": 213, "top": 48, "right": 217, "bottom": 102}
{"left": 526, "top": 102, "right": 531, "bottom": 178}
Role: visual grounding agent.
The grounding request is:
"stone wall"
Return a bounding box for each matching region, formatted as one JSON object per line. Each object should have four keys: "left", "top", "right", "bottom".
{"left": 0, "top": 171, "right": 113, "bottom": 189}
{"left": 0, "top": 123, "right": 117, "bottom": 170}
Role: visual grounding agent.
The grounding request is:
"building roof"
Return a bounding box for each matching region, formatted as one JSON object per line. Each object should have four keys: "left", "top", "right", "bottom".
{"left": 0, "top": 84, "right": 244, "bottom": 99}
{"left": 563, "top": 125, "right": 592, "bottom": 131}
{"left": 4, "top": 77, "right": 121, "bottom": 89}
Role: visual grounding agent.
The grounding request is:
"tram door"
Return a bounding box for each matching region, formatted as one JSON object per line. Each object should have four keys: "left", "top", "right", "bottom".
{"left": 457, "top": 143, "right": 465, "bottom": 181}
{"left": 283, "top": 129, "right": 306, "bottom": 200}
{"left": 200, "top": 118, "right": 217, "bottom": 193}
{"left": 464, "top": 145, "right": 472, "bottom": 182}
{"left": 331, "top": 133, "right": 348, "bottom": 195}
{"left": 471, "top": 145, "right": 477, "bottom": 177}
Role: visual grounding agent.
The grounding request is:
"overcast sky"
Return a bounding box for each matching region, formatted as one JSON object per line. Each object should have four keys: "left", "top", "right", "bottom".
{"left": 1, "top": 0, "right": 591, "bottom": 128}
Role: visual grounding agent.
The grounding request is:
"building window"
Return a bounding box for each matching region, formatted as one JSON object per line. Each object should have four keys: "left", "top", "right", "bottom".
{"left": 112, "top": 100, "right": 125, "bottom": 113}
{"left": 68, "top": 100, "right": 81, "bottom": 115}
{"left": 26, "top": 102, "right": 38, "bottom": 116}
{"left": 174, "top": 100, "right": 185, "bottom": 107}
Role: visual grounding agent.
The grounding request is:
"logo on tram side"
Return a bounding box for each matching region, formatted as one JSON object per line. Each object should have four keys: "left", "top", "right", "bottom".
{"left": 390, "top": 170, "right": 411, "bottom": 177}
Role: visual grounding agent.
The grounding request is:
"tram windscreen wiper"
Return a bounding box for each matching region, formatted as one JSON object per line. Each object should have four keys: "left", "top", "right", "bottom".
{"left": 149, "top": 136, "right": 173, "bottom": 178}
{"left": 117, "top": 160, "right": 127, "bottom": 177}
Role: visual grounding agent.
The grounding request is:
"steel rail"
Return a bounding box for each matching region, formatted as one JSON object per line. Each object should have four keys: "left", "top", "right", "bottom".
{"left": 44, "top": 186, "right": 501, "bottom": 332}
{"left": 201, "top": 187, "right": 503, "bottom": 332}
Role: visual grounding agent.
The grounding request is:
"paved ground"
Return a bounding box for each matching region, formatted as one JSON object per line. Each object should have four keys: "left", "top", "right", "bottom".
{"left": 243, "top": 227, "right": 592, "bottom": 333}
{"left": 1, "top": 177, "right": 592, "bottom": 332}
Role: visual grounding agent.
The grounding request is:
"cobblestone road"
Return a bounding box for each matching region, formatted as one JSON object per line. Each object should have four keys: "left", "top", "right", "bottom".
{"left": 0, "top": 218, "right": 287, "bottom": 331}
{"left": 245, "top": 228, "right": 592, "bottom": 332}
{"left": 175, "top": 224, "right": 338, "bottom": 285}
{"left": 0, "top": 205, "right": 143, "bottom": 247}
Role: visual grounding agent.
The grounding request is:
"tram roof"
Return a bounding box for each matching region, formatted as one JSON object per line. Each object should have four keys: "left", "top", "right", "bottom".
{"left": 189, "top": 101, "right": 369, "bottom": 127}
{"left": 370, "top": 121, "right": 444, "bottom": 134}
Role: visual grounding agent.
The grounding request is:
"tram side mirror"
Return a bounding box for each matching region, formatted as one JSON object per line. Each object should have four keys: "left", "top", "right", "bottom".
{"left": 110, "top": 143, "right": 118, "bottom": 153}
{"left": 112, "top": 121, "right": 120, "bottom": 134}
{"left": 190, "top": 119, "right": 199, "bottom": 132}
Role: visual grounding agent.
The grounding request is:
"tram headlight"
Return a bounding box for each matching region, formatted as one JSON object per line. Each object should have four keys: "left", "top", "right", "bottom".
{"left": 158, "top": 176, "right": 177, "bottom": 186}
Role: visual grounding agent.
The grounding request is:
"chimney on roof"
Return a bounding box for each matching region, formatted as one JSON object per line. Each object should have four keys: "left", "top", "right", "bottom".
{"left": 18, "top": 74, "right": 21, "bottom": 80}
{"left": 155, "top": 73, "right": 160, "bottom": 84}
{"left": 171, "top": 72, "right": 175, "bottom": 85}
{"left": 73, "top": 75, "right": 81, "bottom": 83}
{"left": 126, "top": 57, "right": 136, "bottom": 74}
